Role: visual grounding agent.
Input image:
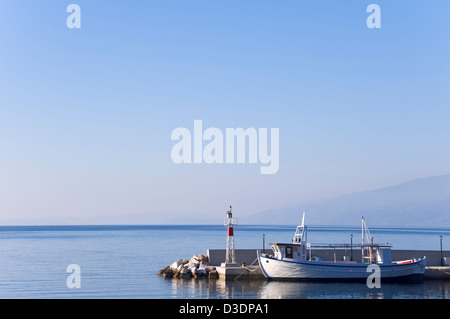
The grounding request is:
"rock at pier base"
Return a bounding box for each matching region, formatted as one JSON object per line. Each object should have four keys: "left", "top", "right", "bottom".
{"left": 163, "top": 268, "right": 174, "bottom": 278}
{"left": 158, "top": 252, "right": 217, "bottom": 280}
{"left": 179, "top": 267, "right": 191, "bottom": 279}
{"left": 192, "top": 267, "right": 207, "bottom": 278}
{"left": 157, "top": 266, "right": 169, "bottom": 276}
{"left": 170, "top": 259, "right": 183, "bottom": 270}
{"left": 208, "top": 270, "right": 219, "bottom": 279}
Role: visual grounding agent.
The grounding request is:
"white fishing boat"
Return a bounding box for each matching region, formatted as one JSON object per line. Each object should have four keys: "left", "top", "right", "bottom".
{"left": 257, "top": 213, "right": 427, "bottom": 281}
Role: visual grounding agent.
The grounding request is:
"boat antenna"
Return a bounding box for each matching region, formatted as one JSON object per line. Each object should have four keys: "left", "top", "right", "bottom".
{"left": 301, "top": 211, "right": 306, "bottom": 227}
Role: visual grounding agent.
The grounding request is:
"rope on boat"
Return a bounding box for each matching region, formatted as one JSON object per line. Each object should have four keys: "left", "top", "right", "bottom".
{"left": 439, "top": 269, "right": 450, "bottom": 275}
{"left": 234, "top": 258, "right": 260, "bottom": 280}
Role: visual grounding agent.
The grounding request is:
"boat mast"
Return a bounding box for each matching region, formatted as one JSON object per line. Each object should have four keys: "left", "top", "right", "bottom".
{"left": 361, "top": 216, "right": 374, "bottom": 263}
{"left": 293, "top": 211, "right": 307, "bottom": 244}
{"left": 361, "top": 216, "right": 364, "bottom": 263}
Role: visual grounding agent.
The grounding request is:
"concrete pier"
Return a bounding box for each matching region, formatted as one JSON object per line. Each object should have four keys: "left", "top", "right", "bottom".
{"left": 208, "top": 248, "right": 450, "bottom": 280}
{"left": 210, "top": 249, "right": 269, "bottom": 280}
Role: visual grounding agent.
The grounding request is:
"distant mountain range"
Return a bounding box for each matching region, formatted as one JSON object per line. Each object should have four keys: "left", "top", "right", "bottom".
{"left": 242, "top": 174, "right": 450, "bottom": 227}
{"left": 3, "top": 174, "right": 449, "bottom": 227}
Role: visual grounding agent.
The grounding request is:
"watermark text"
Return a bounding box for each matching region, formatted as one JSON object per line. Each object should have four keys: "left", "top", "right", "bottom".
{"left": 171, "top": 120, "right": 279, "bottom": 174}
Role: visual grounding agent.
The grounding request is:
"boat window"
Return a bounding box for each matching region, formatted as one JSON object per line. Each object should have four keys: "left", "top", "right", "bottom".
{"left": 286, "top": 246, "right": 293, "bottom": 258}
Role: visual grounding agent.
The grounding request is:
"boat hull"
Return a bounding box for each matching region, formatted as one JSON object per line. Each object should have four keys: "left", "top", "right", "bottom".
{"left": 257, "top": 251, "right": 427, "bottom": 281}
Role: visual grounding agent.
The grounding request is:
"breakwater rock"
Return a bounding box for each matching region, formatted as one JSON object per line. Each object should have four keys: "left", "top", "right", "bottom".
{"left": 157, "top": 254, "right": 219, "bottom": 279}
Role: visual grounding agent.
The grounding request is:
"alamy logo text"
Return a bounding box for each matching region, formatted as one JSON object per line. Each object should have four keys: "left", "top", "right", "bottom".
{"left": 171, "top": 120, "right": 279, "bottom": 175}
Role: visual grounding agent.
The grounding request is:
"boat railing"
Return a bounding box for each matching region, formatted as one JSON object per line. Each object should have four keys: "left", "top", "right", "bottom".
{"left": 307, "top": 243, "right": 392, "bottom": 249}
{"left": 305, "top": 242, "right": 392, "bottom": 263}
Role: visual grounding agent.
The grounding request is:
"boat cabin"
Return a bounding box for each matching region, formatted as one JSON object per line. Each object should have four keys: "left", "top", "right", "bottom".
{"left": 269, "top": 243, "right": 307, "bottom": 261}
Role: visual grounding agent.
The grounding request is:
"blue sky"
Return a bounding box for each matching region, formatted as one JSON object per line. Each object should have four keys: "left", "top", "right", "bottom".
{"left": 0, "top": 1, "right": 449, "bottom": 224}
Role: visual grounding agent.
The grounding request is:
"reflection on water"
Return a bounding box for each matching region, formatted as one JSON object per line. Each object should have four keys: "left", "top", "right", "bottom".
{"left": 168, "top": 277, "right": 267, "bottom": 299}
{"left": 167, "top": 278, "right": 450, "bottom": 299}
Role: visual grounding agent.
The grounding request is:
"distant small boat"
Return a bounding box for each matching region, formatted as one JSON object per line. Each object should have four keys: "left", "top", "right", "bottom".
{"left": 257, "top": 213, "right": 427, "bottom": 281}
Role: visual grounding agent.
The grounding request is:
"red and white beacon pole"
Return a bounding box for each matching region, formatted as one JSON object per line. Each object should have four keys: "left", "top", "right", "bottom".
{"left": 224, "top": 205, "right": 238, "bottom": 266}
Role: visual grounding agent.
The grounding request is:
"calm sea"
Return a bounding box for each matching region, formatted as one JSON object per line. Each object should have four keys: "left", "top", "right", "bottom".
{"left": 1, "top": 224, "right": 450, "bottom": 299}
